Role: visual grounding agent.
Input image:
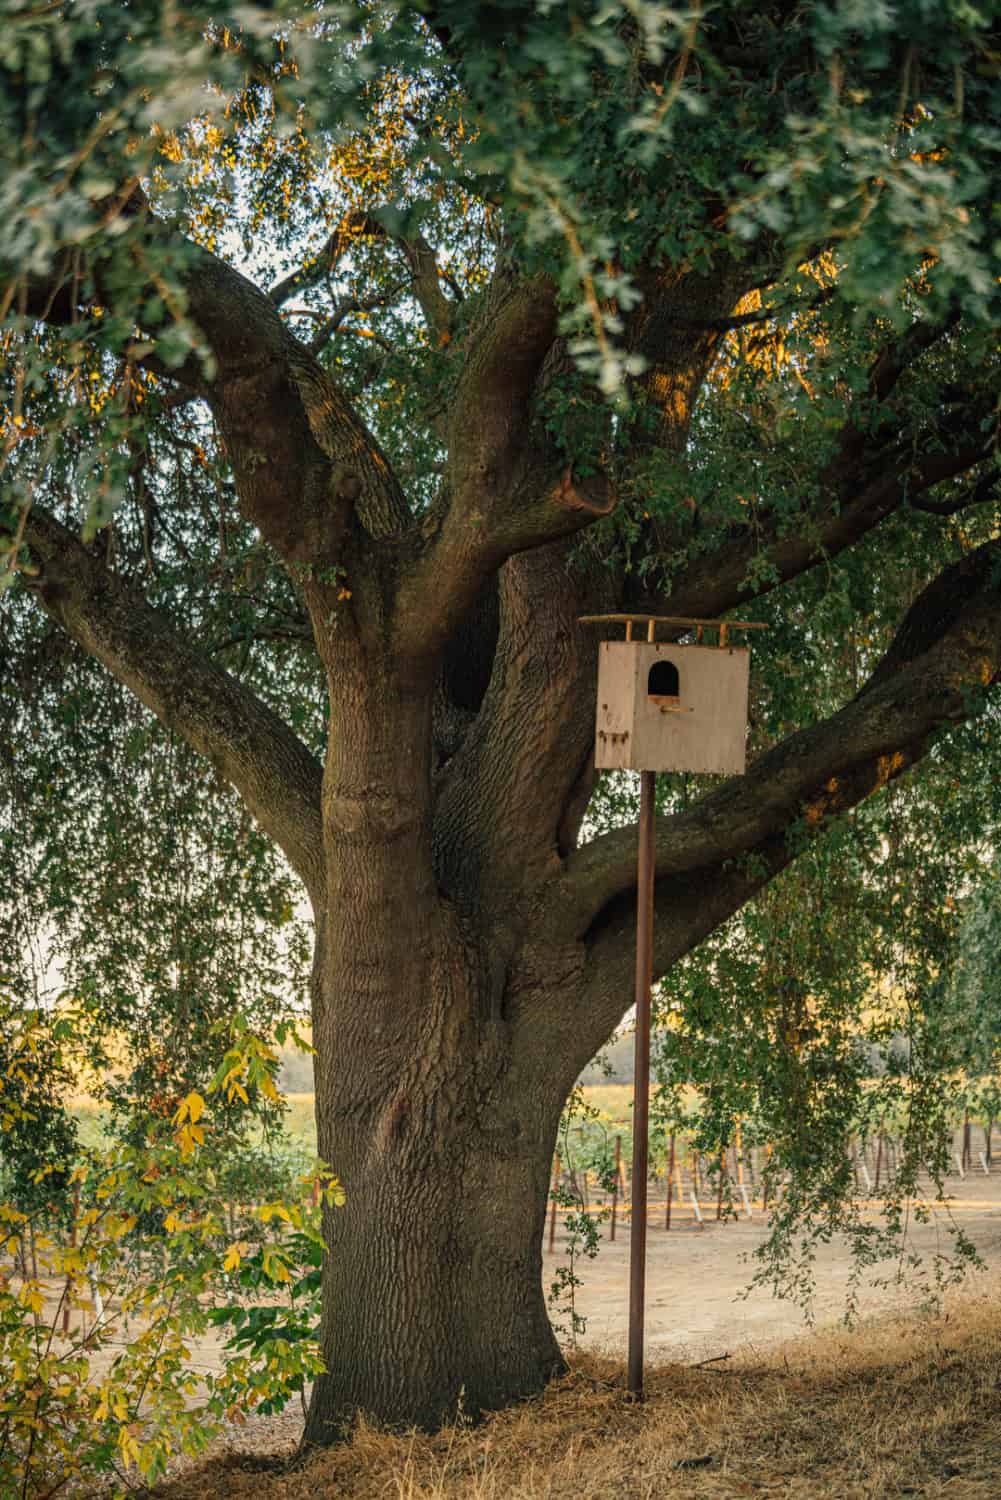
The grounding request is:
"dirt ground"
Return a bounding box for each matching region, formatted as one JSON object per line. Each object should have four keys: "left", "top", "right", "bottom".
{"left": 106, "top": 1166, "right": 1000, "bottom": 1402}
{"left": 554, "top": 1175, "right": 1001, "bottom": 1362}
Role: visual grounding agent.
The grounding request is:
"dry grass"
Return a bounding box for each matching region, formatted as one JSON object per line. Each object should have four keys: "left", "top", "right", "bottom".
{"left": 150, "top": 1294, "right": 1001, "bottom": 1500}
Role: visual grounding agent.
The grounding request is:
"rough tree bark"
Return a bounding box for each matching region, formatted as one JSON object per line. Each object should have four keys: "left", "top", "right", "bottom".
{"left": 12, "top": 179, "right": 1001, "bottom": 1441}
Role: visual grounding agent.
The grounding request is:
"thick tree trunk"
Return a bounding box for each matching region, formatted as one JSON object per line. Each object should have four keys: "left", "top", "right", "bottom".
{"left": 302, "top": 937, "right": 568, "bottom": 1440}
{"left": 302, "top": 654, "right": 569, "bottom": 1440}
{"left": 302, "top": 1092, "right": 566, "bottom": 1440}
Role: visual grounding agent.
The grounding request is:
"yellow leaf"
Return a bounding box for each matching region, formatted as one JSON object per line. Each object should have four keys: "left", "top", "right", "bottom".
{"left": 263, "top": 1253, "right": 292, "bottom": 1284}
{"left": 177, "top": 1120, "right": 205, "bottom": 1156}
{"left": 19, "top": 1283, "right": 44, "bottom": 1315}
{"left": 118, "top": 1425, "right": 141, "bottom": 1465}
{"left": 174, "top": 1090, "right": 205, "bottom": 1126}
{"left": 325, "top": 1178, "right": 347, "bottom": 1207}
{"left": 222, "top": 1243, "right": 242, "bottom": 1273}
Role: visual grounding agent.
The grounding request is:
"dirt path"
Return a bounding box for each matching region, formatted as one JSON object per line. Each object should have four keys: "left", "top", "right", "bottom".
{"left": 557, "top": 1185, "right": 1001, "bottom": 1361}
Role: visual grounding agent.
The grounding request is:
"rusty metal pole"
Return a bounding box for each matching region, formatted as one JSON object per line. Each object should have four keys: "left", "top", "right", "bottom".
{"left": 665, "top": 1132, "right": 676, "bottom": 1230}
{"left": 547, "top": 1153, "right": 561, "bottom": 1254}
{"left": 628, "top": 768, "right": 656, "bottom": 1399}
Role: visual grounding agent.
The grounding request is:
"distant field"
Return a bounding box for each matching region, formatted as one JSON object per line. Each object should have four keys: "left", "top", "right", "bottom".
{"left": 69, "top": 1084, "right": 638, "bottom": 1158}
{"left": 279, "top": 1086, "right": 639, "bottom": 1152}
{"left": 67, "top": 1097, "right": 113, "bottom": 1150}
{"left": 283, "top": 1092, "right": 317, "bottom": 1147}
{"left": 578, "top": 1083, "right": 635, "bottom": 1124}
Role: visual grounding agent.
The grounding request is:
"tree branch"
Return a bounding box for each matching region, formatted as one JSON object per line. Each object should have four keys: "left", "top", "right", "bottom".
{"left": 640, "top": 437, "right": 992, "bottom": 624}
{"left": 267, "top": 210, "right": 383, "bottom": 307}
{"left": 398, "top": 232, "right": 455, "bottom": 338}
{"left": 206, "top": 619, "right": 315, "bottom": 655}
{"left": 908, "top": 465, "right": 999, "bottom": 517}
{"left": 431, "top": 544, "right": 612, "bottom": 926}
{"left": 625, "top": 264, "right": 764, "bottom": 457}
{"left": 271, "top": 206, "right": 455, "bottom": 340}
{"left": 288, "top": 282, "right": 408, "bottom": 356}
{"left": 545, "top": 542, "right": 1001, "bottom": 1068}
{"left": 393, "top": 272, "right": 613, "bottom": 658}
{"left": 621, "top": 299, "right": 973, "bottom": 622}
{"left": 21, "top": 193, "right": 411, "bottom": 557}
{"left": 155, "top": 234, "right": 412, "bottom": 547}
{"left": 868, "top": 303, "right": 961, "bottom": 403}
{"left": 658, "top": 286, "right": 835, "bottom": 333}
{"left": 19, "top": 507, "right": 326, "bottom": 904}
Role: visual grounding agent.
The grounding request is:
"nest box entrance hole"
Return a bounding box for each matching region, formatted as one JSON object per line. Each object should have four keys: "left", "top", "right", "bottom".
{"left": 647, "top": 658, "right": 680, "bottom": 706}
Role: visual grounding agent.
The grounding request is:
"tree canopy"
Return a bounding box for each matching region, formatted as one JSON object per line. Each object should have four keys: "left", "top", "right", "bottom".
{"left": 3, "top": 0, "right": 1001, "bottom": 1448}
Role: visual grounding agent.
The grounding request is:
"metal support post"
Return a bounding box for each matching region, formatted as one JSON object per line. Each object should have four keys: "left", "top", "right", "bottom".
{"left": 628, "top": 769, "right": 656, "bottom": 1398}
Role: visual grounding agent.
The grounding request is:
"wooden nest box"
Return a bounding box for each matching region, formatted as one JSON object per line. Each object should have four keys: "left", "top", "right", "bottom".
{"left": 581, "top": 615, "right": 763, "bottom": 776}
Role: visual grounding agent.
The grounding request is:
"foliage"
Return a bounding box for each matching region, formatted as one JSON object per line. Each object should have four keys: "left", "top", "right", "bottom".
{"left": 1, "top": 603, "right": 313, "bottom": 1118}
{"left": 206, "top": 1226, "right": 323, "bottom": 1417}
{"left": 0, "top": 1010, "right": 78, "bottom": 1222}
{"left": 0, "top": 1001, "right": 336, "bottom": 1497}
{"left": 932, "top": 873, "right": 1001, "bottom": 1076}
{"left": 571, "top": 473, "right": 1001, "bottom": 1307}
{"left": 1, "top": 0, "right": 1001, "bottom": 1435}
{"left": 644, "top": 731, "right": 1001, "bottom": 1313}
{"left": 2, "top": 2, "right": 1000, "bottom": 550}
{"left": 546, "top": 1088, "right": 619, "bottom": 1344}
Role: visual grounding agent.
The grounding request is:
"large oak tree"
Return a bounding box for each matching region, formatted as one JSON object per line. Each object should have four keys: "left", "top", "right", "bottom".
{"left": 2, "top": 0, "right": 1000, "bottom": 1442}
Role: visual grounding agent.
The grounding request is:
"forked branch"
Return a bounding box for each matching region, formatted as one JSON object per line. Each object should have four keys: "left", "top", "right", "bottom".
{"left": 394, "top": 273, "right": 618, "bottom": 658}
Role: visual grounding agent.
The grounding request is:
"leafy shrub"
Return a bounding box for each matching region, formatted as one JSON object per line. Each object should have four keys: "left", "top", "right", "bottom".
{"left": 0, "top": 1013, "right": 339, "bottom": 1497}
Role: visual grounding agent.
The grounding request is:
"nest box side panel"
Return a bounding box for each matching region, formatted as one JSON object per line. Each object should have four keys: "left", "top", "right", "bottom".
{"left": 631, "top": 643, "right": 750, "bottom": 774}
{"left": 594, "top": 641, "right": 641, "bottom": 768}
